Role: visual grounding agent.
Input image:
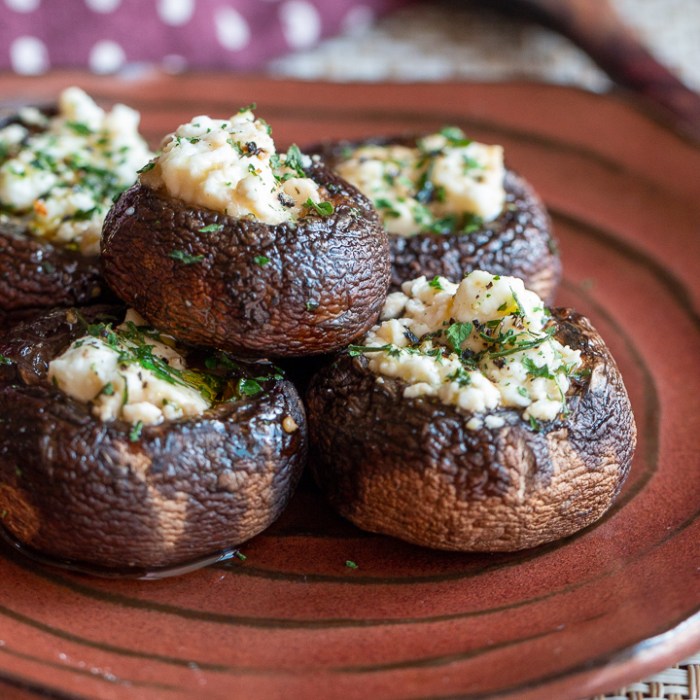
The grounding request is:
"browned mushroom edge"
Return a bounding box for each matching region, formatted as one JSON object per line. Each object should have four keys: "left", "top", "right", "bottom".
{"left": 308, "top": 136, "right": 561, "bottom": 304}
{"left": 0, "top": 305, "right": 307, "bottom": 576}
{"left": 306, "top": 308, "right": 636, "bottom": 552}
{"left": 101, "top": 160, "right": 391, "bottom": 358}
{"left": 0, "top": 108, "right": 114, "bottom": 332}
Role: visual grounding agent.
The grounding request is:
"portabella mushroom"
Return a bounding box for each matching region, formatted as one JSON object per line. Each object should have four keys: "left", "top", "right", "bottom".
{"left": 0, "top": 87, "right": 152, "bottom": 330}
{"left": 306, "top": 271, "right": 636, "bottom": 551}
{"left": 0, "top": 305, "right": 307, "bottom": 574}
{"left": 101, "top": 107, "right": 390, "bottom": 358}
{"left": 310, "top": 129, "right": 561, "bottom": 303}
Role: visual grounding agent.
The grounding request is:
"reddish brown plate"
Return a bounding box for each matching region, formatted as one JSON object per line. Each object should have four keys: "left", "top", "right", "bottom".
{"left": 0, "top": 74, "right": 698, "bottom": 700}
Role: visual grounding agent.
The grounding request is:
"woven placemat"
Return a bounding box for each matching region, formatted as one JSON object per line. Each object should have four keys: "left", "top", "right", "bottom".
{"left": 591, "top": 653, "right": 700, "bottom": 700}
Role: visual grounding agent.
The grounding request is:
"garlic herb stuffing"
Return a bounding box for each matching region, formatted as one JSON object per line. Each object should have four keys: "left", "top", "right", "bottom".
{"left": 0, "top": 87, "right": 152, "bottom": 256}
{"left": 48, "top": 310, "right": 214, "bottom": 426}
{"left": 351, "top": 271, "right": 583, "bottom": 429}
{"left": 140, "top": 105, "right": 326, "bottom": 225}
{"left": 334, "top": 127, "right": 505, "bottom": 237}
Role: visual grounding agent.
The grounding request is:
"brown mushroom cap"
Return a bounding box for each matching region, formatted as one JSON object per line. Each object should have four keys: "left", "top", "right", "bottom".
{"left": 0, "top": 110, "right": 110, "bottom": 331}
{"left": 101, "top": 161, "right": 391, "bottom": 358}
{"left": 306, "top": 308, "right": 636, "bottom": 552}
{"left": 310, "top": 136, "right": 561, "bottom": 303}
{"left": 0, "top": 306, "right": 307, "bottom": 574}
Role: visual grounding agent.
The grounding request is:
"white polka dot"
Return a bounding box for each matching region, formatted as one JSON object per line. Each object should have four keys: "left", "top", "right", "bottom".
{"left": 279, "top": 1, "right": 321, "bottom": 50}
{"left": 214, "top": 8, "right": 250, "bottom": 51}
{"left": 157, "top": 0, "right": 195, "bottom": 26}
{"left": 89, "top": 40, "right": 126, "bottom": 73}
{"left": 84, "top": 0, "right": 121, "bottom": 11}
{"left": 162, "top": 54, "right": 188, "bottom": 74}
{"left": 10, "top": 36, "right": 49, "bottom": 75}
{"left": 342, "top": 5, "right": 375, "bottom": 35}
{"left": 5, "top": 0, "right": 41, "bottom": 12}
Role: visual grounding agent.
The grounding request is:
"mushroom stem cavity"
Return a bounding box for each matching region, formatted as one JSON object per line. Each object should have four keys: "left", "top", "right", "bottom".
{"left": 139, "top": 108, "right": 325, "bottom": 225}
{"left": 351, "top": 271, "right": 582, "bottom": 424}
{"left": 334, "top": 126, "right": 505, "bottom": 236}
{"left": 0, "top": 87, "right": 152, "bottom": 256}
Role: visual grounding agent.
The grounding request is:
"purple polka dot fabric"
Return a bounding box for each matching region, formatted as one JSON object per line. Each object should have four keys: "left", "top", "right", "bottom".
{"left": 0, "top": 0, "right": 412, "bottom": 74}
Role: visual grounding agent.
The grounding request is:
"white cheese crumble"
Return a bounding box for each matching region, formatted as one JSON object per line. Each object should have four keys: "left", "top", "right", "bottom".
{"left": 355, "top": 271, "right": 583, "bottom": 426}
{"left": 48, "top": 310, "right": 210, "bottom": 426}
{"left": 141, "top": 108, "right": 323, "bottom": 225}
{"left": 0, "top": 87, "right": 152, "bottom": 256}
{"left": 334, "top": 127, "right": 505, "bottom": 237}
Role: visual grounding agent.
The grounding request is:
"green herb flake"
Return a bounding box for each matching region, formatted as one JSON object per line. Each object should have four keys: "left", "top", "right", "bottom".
{"left": 528, "top": 415, "right": 542, "bottom": 432}
{"left": 523, "top": 357, "right": 554, "bottom": 379}
{"left": 254, "top": 255, "right": 271, "bottom": 267}
{"left": 305, "top": 299, "right": 319, "bottom": 312}
{"left": 428, "top": 276, "right": 444, "bottom": 291}
{"left": 66, "top": 121, "right": 92, "bottom": 136}
{"left": 348, "top": 343, "right": 396, "bottom": 357}
{"left": 101, "top": 382, "right": 115, "bottom": 396}
{"left": 234, "top": 550, "right": 247, "bottom": 561}
{"left": 129, "top": 420, "right": 144, "bottom": 443}
{"left": 0, "top": 353, "right": 11, "bottom": 366}
{"left": 137, "top": 161, "right": 156, "bottom": 174}
{"left": 238, "top": 103, "right": 257, "bottom": 113}
{"left": 284, "top": 144, "right": 306, "bottom": 177}
{"left": 305, "top": 198, "right": 334, "bottom": 217}
{"left": 198, "top": 223, "right": 224, "bottom": 233}
{"left": 169, "top": 250, "right": 205, "bottom": 265}
{"left": 439, "top": 126, "right": 472, "bottom": 147}
{"left": 345, "top": 560, "right": 358, "bottom": 569}
{"left": 445, "top": 321, "right": 473, "bottom": 355}
{"left": 238, "top": 378, "right": 263, "bottom": 397}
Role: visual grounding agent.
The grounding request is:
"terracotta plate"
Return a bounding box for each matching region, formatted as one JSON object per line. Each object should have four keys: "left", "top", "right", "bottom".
{"left": 0, "top": 74, "right": 698, "bottom": 700}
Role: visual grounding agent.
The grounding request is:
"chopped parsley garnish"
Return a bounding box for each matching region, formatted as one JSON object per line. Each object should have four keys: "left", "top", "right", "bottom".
{"left": 238, "top": 103, "right": 257, "bottom": 113}
{"left": 284, "top": 144, "right": 306, "bottom": 177}
{"left": 0, "top": 353, "right": 12, "bottom": 366}
{"left": 254, "top": 255, "right": 271, "bottom": 266}
{"left": 528, "top": 415, "right": 542, "bottom": 432}
{"left": 169, "top": 250, "right": 205, "bottom": 265}
{"left": 66, "top": 121, "right": 92, "bottom": 136}
{"left": 198, "top": 223, "right": 224, "bottom": 233}
{"left": 129, "top": 420, "right": 144, "bottom": 442}
{"left": 428, "top": 276, "right": 444, "bottom": 290}
{"left": 522, "top": 357, "right": 553, "bottom": 379}
{"left": 100, "top": 382, "right": 115, "bottom": 396}
{"left": 305, "top": 299, "right": 319, "bottom": 311}
{"left": 439, "top": 125, "right": 472, "bottom": 147}
{"left": 348, "top": 344, "right": 399, "bottom": 357}
{"left": 305, "top": 198, "right": 334, "bottom": 217}
{"left": 375, "top": 197, "right": 401, "bottom": 218}
{"left": 237, "top": 378, "right": 263, "bottom": 397}
{"left": 345, "top": 560, "right": 358, "bottom": 569}
{"left": 445, "top": 321, "right": 473, "bottom": 355}
{"left": 137, "top": 161, "right": 156, "bottom": 174}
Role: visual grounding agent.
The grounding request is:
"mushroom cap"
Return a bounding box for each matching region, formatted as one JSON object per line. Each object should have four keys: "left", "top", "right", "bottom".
{"left": 0, "top": 109, "right": 109, "bottom": 330}
{"left": 0, "top": 306, "right": 307, "bottom": 574}
{"left": 311, "top": 136, "right": 561, "bottom": 304}
{"left": 306, "top": 308, "right": 636, "bottom": 551}
{"left": 101, "top": 161, "right": 391, "bottom": 358}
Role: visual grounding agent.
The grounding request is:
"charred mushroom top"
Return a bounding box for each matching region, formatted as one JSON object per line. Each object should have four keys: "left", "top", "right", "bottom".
{"left": 102, "top": 108, "right": 390, "bottom": 358}
{"left": 306, "top": 271, "right": 636, "bottom": 552}
{"left": 310, "top": 129, "right": 561, "bottom": 302}
{"left": 0, "top": 305, "right": 307, "bottom": 573}
{"left": 0, "top": 88, "right": 152, "bottom": 329}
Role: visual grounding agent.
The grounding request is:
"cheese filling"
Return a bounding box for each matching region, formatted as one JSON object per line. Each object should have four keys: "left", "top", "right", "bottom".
{"left": 0, "top": 87, "right": 152, "bottom": 256}
{"left": 334, "top": 127, "right": 505, "bottom": 237}
{"left": 140, "top": 108, "right": 324, "bottom": 225}
{"left": 353, "top": 271, "right": 583, "bottom": 427}
{"left": 48, "top": 310, "right": 213, "bottom": 426}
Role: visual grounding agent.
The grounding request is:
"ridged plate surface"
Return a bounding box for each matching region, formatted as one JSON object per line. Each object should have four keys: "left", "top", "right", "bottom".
{"left": 0, "top": 73, "right": 698, "bottom": 700}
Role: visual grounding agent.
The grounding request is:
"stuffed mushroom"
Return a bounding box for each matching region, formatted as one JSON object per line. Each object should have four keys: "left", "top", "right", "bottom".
{"left": 0, "top": 305, "right": 307, "bottom": 574}
{"left": 311, "top": 129, "right": 560, "bottom": 303}
{"left": 307, "top": 271, "right": 636, "bottom": 551}
{"left": 0, "top": 87, "right": 152, "bottom": 330}
{"left": 101, "top": 107, "right": 390, "bottom": 358}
